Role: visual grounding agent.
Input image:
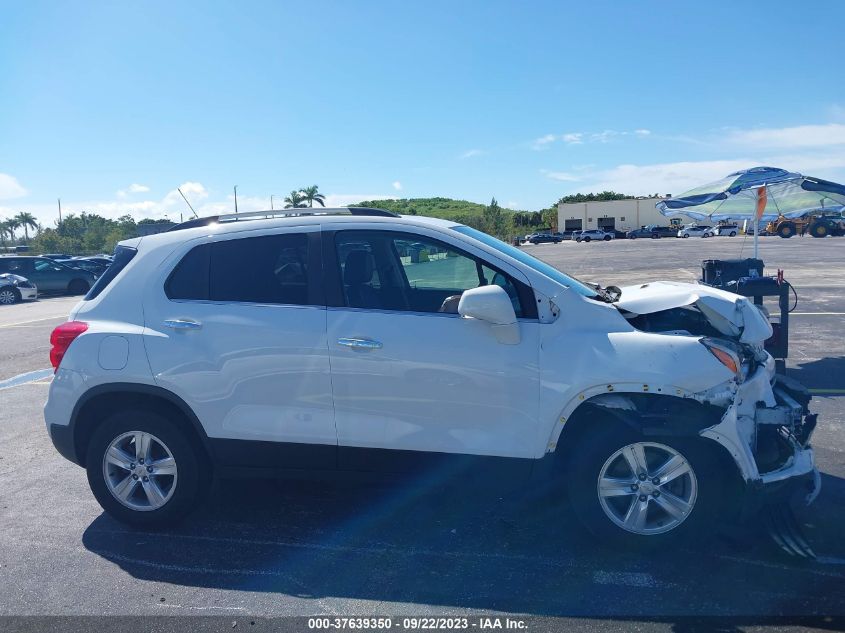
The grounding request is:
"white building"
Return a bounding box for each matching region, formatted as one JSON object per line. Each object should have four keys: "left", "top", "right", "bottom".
{"left": 557, "top": 197, "right": 694, "bottom": 233}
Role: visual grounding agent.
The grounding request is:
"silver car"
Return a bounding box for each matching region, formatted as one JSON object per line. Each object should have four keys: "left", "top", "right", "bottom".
{"left": 0, "top": 273, "right": 38, "bottom": 305}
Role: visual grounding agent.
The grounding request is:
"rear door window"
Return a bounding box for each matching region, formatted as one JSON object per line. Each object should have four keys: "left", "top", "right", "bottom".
{"left": 166, "top": 233, "right": 314, "bottom": 306}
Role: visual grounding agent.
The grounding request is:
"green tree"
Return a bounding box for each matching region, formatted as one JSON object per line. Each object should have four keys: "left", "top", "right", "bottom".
{"left": 482, "top": 197, "right": 508, "bottom": 238}
{"left": 0, "top": 219, "right": 11, "bottom": 248}
{"left": 555, "top": 191, "right": 629, "bottom": 205}
{"left": 5, "top": 217, "right": 20, "bottom": 243}
{"left": 284, "top": 190, "right": 307, "bottom": 209}
{"left": 15, "top": 212, "right": 38, "bottom": 242}
{"left": 301, "top": 185, "right": 326, "bottom": 208}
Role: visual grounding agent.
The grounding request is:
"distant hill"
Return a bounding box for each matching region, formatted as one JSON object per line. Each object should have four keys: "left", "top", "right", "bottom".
{"left": 351, "top": 197, "right": 527, "bottom": 220}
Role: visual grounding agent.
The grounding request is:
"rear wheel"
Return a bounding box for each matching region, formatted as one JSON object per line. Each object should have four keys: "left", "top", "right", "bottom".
{"left": 567, "top": 426, "right": 720, "bottom": 547}
{"left": 86, "top": 409, "right": 204, "bottom": 527}
{"left": 0, "top": 287, "right": 20, "bottom": 305}
{"left": 629, "top": 234, "right": 637, "bottom": 240}
{"left": 650, "top": 233, "right": 660, "bottom": 239}
{"left": 603, "top": 235, "right": 612, "bottom": 241}
{"left": 682, "top": 233, "right": 689, "bottom": 238}
{"left": 729, "top": 231, "right": 737, "bottom": 237}
{"left": 809, "top": 222, "right": 830, "bottom": 238}
{"left": 68, "top": 279, "right": 89, "bottom": 295}
{"left": 583, "top": 236, "right": 591, "bottom": 242}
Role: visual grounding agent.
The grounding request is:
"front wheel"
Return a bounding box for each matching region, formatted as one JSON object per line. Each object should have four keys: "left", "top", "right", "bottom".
{"left": 583, "top": 236, "right": 591, "bottom": 242}
{"left": 603, "top": 235, "right": 612, "bottom": 241}
{"left": 0, "top": 287, "right": 20, "bottom": 305}
{"left": 682, "top": 234, "right": 689, "bottom": 238}
{"left": 567, "top": 428, "right": 720, "bottom": 547}
{"left": 729, "top": 231, "right": 737, "bottom": 237}
{"left": 86, "top": 409, "right": 204, "bottom": 527}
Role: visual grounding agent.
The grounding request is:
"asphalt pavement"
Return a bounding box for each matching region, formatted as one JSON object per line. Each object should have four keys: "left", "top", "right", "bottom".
{"left": 0, "top": 237, "right": 843, "bottom": 620}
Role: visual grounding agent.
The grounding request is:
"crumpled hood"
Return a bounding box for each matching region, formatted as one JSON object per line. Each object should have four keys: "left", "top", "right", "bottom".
{"left": 0, "top": 273, "right": 28, "bottom": 284}
{"left": 615, "top": 281, "right": 773, "bottom": 344}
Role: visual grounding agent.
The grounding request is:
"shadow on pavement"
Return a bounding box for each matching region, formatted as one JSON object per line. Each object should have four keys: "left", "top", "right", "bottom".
{"left": 80, "top": 471, "right": 845, "bottom": 616}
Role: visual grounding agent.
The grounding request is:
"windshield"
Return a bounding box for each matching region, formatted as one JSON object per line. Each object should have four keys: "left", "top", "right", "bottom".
{"left": 452, "top": 226, "right": 598, "bottom": 298}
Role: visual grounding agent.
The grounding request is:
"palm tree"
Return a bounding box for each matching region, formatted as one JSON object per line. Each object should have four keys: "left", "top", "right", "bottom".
{"left": 0, "top": 220, "right": 10, "bottom": 249}
{"left": 301, "top": 185, "right": 326, "bottom": 208}
{"left": 15, "top": 212, "right": 38, "bottom": 243}
{"left": 283, "top": 190, "right": 308, "bottom": 209}
{"left": 5, "top": 217, "right": 20, "bottom": 243}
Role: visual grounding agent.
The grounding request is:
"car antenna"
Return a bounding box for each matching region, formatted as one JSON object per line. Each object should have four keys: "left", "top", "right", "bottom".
{"left": 177, "top": 188, "right": 198, "bottom": 219}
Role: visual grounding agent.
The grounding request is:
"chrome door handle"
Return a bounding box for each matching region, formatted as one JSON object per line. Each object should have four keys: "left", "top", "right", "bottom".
{"left": 164, "top": 319, "right": 202, "bottom": 330}
{"left": 337, "top": 337, "right": 382, "bottom": 350}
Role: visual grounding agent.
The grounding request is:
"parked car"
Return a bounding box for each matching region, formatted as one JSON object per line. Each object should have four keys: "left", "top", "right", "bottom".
{"left": 44, "top": 208, "right": 819, "bottom": 550}
{"left": 610, "top": 229, "right": 628, "bottom": 239}
{"left": 576, "top": 229, "right": 613, "bottom": 242}
{"left": 714, "top": 224, "right": 739, "bottom": 237}
{"left": 0, "top": 273, "right": 37, "bottom": 305}
{"left": 570, "top": 230, "right": 582, "bottom": 242}
{"left": 70, "top": 257, "right": 109, "bottom": 276}
{"left": 0, "top": 256, "right": 97, "bottom": 294}
{"left": 678, "top": 225, "right": 715, "bottom": 238}
{"left": 527, "top": 233, "right": 562, "bottom": 244}
{"left": 626, "top": 225, "right": 678, "bottom": 239}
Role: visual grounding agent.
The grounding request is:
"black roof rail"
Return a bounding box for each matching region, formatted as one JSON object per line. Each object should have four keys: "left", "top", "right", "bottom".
{"left": 167, "top": 207, "right": 399, "bottom": 232}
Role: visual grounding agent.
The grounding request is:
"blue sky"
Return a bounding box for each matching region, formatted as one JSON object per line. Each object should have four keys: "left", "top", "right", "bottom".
{"left": 2, "top": 1, "right": 844, "bottom": 225}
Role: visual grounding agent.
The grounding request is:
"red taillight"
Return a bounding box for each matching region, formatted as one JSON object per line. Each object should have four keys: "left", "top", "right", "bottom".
{"left": 50, "top": 321, "right": 88, "bottom": 371}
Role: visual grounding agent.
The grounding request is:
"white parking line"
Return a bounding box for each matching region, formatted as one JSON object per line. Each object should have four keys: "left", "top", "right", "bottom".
{"left": 0, "top": 368, "right": 54, "bottom": 390}
{"left": 791, "top": 312, "right": 845, "bottom": 316}
{"left": 0, "top": 315, "right": 68, "bottom": 328}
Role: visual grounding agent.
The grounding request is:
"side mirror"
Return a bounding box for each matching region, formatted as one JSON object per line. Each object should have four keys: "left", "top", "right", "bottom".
{"left": 458, "top": 285, "right": 520, "bottom": 344}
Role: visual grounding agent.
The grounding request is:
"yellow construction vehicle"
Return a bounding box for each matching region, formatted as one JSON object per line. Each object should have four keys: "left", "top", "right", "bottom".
{"left": 766, "top": 211, "right": 845, "bottom": 238}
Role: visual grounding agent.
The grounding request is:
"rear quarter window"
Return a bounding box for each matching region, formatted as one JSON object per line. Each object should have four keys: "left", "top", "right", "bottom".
{"left": 84, "top": 246, "right": 137, "bottom": 300}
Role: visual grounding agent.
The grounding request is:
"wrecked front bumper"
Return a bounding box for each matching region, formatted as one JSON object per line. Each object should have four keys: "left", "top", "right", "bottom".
{"left": 699, "top": 355, "right": 820, "bottom": 511}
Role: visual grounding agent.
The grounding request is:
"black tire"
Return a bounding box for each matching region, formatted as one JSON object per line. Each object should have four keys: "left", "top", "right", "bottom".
{"left": 566, "top": 425, "right": 721, "bottom": 549}
{"left": 682, "top": 233, "right": 689, "bottom": 238}
{"left": 603, "top": 235, "right": 611, "bottom": 241}
{"left": 777, "top": 223, "right": 795, "bottom": 238}
{"left": 809, "top": 222, "right": 829, "bottom": 238}
{"left": 729, "top": 231, "right": 737, "bottom": 237}
{"left": 0, "top": 286, "right": 20, "bottom": 305}
{"left": 629, "top": 234, "right": 637, "bottom": 240}
{"left": 68, "top": 279, "right": 90, "bottom": 295}
{"left": 583, "top": 236, "right": 591, "bottom": 242}
{"left": 86, "top": 409, "right": 204, "bottom": 527}
{"left": 650, "top": 233, "right": 660, "bottom": 239}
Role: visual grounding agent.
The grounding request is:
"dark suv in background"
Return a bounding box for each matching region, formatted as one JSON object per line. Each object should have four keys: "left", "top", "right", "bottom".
{"left": 0, "top": 256, "right": 97, "bottom": 294}
{"left": 526, "top": 233, "right": 562, "bottom": 244}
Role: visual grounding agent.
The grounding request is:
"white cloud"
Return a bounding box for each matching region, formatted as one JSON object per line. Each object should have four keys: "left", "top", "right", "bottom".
{"left": 0, "top": 173, "right": 27, "bottom": 199}
{"left": 726, "top": 123, "right": 845, "bottom": 149}
{"left": 392, "top": 181, "right": 403, "bottom": 191}
{"left": 116, "top": 183, "right": 151, "bottom": 198}
{"left": 460, "top": 149, "right": 485, "bottom": 159}
{"left": 533, "top": 129, "right": 649, "bottom": 149}
{"left": 551, "top": 152, "right": 845, "bottom": 196}
{"left": 531, "top": 135, "right": 557, "bottom": 151}
{"left": 541, "top": 169, "right": 582, "bottom": 182}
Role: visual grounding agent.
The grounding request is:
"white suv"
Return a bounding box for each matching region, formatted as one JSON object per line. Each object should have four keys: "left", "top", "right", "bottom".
{"left": 575, "top": 229, "right": 613, "bottom": 242}
{"left": 44, "top": 208, "right": 820, "bottom": 547}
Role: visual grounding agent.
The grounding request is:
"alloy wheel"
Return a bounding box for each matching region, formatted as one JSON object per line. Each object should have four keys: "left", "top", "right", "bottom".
{"left": 597, "top": 442, "right": 698, "bottom": 535}
{"left": 102, "top": 431, "right": 178, "bottom": 511}
{"left": 0, "top": 289, "right": 16, "bottom": 305}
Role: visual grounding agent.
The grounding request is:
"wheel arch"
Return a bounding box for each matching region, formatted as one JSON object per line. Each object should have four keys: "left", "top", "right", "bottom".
{"left": 548, "top": 392, "right": 744, "bottom": 502}
{"left": 69, "top": 383, "right": 213, "bottom": 468}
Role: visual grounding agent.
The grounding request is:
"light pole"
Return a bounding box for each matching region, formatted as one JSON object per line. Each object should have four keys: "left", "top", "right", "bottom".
{"left": 234, "top": 185, "right": 239, "bottom": 214}
{"left": 271, "top": 194, "right": 277, "bottom": 210}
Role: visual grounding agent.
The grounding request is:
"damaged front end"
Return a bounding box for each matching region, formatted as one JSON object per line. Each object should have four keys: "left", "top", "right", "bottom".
{"left": 616, "top": 281, "right": 821, "bottom": 555}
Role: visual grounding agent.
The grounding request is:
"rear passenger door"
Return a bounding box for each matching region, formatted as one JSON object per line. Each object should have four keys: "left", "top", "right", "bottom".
{"left": 143, "top": 227, "right": 337, "bottom": 470}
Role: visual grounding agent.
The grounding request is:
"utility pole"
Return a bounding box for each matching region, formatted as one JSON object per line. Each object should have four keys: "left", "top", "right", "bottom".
{"left": 234, "top": 185, "right": 239, "bottom": 214}
{"left": 271, "top": 194, "right": 277, "bottom": 210}
{"left": 57, "top": 198, "right": 62, "bottom": 224}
